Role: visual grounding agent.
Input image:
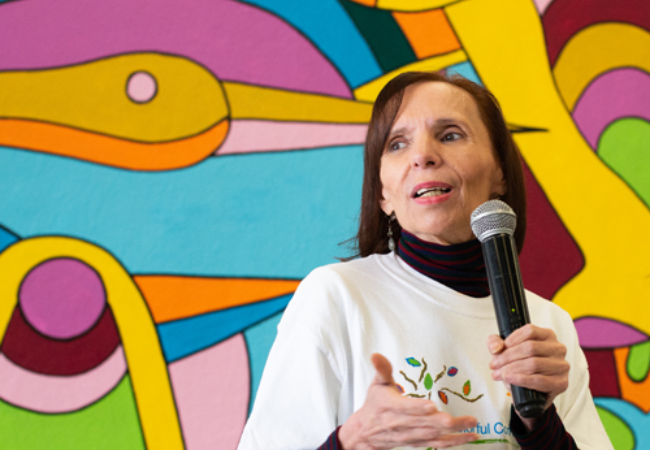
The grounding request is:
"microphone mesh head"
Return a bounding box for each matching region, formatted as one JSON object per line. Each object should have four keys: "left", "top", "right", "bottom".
{"left": 470, "top": 200, "right": 517, "bottom": 242}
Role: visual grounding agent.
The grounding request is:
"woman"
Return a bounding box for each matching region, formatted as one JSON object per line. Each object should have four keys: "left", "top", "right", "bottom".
{"left": 238, "top": 72, "right": 612, "bottom": 449}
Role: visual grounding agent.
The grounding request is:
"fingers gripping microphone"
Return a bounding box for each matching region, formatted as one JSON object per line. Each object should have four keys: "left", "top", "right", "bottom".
{"left": 470, "top": 200, "right": 545, "bottom": 419}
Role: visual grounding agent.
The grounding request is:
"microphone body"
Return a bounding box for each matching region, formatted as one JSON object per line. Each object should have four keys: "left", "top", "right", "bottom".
{"left": 471, "top": 200, "right": 546, "bottom": 419}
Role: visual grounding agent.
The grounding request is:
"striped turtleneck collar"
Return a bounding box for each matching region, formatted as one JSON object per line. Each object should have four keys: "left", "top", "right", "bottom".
{"left": 397, "top": 230, "right": 490, "bottom": 298}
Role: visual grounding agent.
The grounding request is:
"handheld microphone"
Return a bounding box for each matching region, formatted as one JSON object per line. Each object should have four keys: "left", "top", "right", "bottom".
{"left": 470, "top": 200, "right": 546, "bottom": 418}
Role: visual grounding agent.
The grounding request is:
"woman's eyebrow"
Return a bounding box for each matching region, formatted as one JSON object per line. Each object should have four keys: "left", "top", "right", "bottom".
{"left": 433, "top": 118, "right": 470, "bottom": 128}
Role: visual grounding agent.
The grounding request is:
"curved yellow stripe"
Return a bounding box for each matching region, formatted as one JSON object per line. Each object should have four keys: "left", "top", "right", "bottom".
{"left": 446, "top": 0, "right": 650, "bottom": 335}
{"left": 0, "top": 238, "right": 183, "bottom": 450}
{"left": 553, "top": 23, "right": 650, "bottom": 111}
{"left": 0, "top": 53, "right": 228, "bottom": 143}
{"left": 377, "top": 0, "right": 460, "bottom": 11}
{"left": 353, "top": 49, "right": 467, "bottom": 102}
{"left": 222, "top": 82, "right": 372, "bottom": 123}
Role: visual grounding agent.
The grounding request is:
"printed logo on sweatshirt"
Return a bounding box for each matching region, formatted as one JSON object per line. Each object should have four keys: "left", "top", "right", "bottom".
{"left": 398, "top": 356, "right": 484, "bottom": 404}
{"left": 398, "top": 357, "right": 519, "bottom": 448}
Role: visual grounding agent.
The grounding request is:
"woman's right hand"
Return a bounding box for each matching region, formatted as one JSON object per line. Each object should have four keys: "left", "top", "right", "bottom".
{"left": 338, "top": 354, "right": 479, "bottom": 450}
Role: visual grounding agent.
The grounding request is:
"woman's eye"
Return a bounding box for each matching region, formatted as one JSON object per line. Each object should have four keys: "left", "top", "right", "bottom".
{"left": 442, "top": 132, "right": 462, "bottom": 142}
{"left": 389, "top": 141, "right": 407, "bottom": 151}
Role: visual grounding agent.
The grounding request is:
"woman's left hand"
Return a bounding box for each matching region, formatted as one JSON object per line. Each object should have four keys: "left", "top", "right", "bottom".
{"left": 487, "top": 324, "right": 570, "bottom": 430}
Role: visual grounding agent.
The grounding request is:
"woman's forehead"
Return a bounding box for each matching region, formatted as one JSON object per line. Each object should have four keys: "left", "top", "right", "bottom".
{"left": 393, "top": 82, "right": 483, "bottom": 129}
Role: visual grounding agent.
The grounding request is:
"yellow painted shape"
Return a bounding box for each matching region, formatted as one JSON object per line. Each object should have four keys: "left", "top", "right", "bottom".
{"left": 377, "top": 0, "right": 461, "bottom": 11}
{"left": 553, "top": 23, "right": 650, "bottom": 111}
{"left": 222, "top": 82, "right": 372, "bottom": 123}
{"left": 446, "top": 0, "right": 650, "bottom": 334}
{"left": 0, "top": 53, "right": 227, "bottom": 143}
{"left": 353, "top": 49, "right": 467, "bottom": 102}
{"left": 0, "top": 237, "right": 183, "bottom": 450}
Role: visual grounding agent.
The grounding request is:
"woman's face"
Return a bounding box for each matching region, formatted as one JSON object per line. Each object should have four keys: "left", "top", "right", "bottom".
{"left": 379, "top": 81, "right": 507, "bottom": 245}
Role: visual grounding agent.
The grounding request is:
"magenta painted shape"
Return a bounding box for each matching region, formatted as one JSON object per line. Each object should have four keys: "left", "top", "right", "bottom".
{"left": 218, "top": 120, "right": 368, "bottom": 154}
{"left": 0, "top": 346, "right": 127, "bottom": 413}
{"left": 0, "top": 0, "right": 350, "bottom": 98}
{"left": 169, "top": 334, "right": 249, "bottom": 450}
{"left": 574, "top": 317, "right": 648, "bottom": 348}
{"left": 19, "top": 258, "right": 106, "bottom": 339}
{"left": 572, "top": 68, "right": 650, "bottom": 149}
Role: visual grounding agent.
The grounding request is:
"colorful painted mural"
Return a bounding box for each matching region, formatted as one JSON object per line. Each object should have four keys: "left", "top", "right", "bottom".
{"left": 0, "top": 0, "right": 648, "bottom": 448}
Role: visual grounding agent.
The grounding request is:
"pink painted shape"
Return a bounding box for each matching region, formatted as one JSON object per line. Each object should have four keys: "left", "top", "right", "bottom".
{"left": 127, "top": 71, "right": 157, "bottom": 103}
{"left": 218, "top": 120, "right": 368, "bottom": 154}
{"left": 572, "top": 68, "right": 650, "bottom": 149}
{"left": 169, "top": 334, "right": 249, "bottom": 450}
{"left": 534, "top": 0, "right": 555, "bottom": 14}
{"left": 574, "top": 317, "right": 648, "bottom": 348}
{"left": 19, "top": 258, "right": 106, "bottom": 339}
{"left": 0, "top": 0, "right": 350, "bottom": 98}
{"left": 0, "top": 346, "right": 127, "bottom": 413}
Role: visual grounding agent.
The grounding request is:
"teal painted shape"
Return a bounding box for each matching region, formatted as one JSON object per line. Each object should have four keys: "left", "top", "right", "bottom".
{"left": 339, "top": 0, "right": 417, "bottom": 73}
{"left": 0, "top": 375, "right": 145, "bottom": 450}
{"left": 239, "top": 0, "right": 381, "bottom": 88}
{"left": 0, "top": 225, "right": 19, "bottom": 252}
{"left": 244, "top": 310, "right": 284, "bottom": 414}
{"left": 446, "top": 61, "right": 483, "bottom": 85}
{"left": 0, "top": 145, "right": 363, "bottom": 279}
{"left": 594, "top": 398, "right": 650, "bottom": 448}
{"left": 158, "top": 294, "right": 291, "bottom": 362}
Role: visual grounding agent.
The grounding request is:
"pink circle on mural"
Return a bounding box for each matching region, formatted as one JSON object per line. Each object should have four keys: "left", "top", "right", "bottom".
{"left": 19, "top": 258, "right": 106, "bottom": 340}
{"left": 126, "top": 71, "right": 157, "bottom": 103}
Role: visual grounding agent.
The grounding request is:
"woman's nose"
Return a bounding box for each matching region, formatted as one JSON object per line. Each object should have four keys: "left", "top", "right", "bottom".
{"left": 411, "top": 139, "right": 440, "bottom": 168}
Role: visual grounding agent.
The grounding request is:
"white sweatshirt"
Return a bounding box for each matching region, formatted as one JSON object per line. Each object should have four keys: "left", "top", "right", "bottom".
{"left": 239, "top": 252, "right": 612, "bottom": 450}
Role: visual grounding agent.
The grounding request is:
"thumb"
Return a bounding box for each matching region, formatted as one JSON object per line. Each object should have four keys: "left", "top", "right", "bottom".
{"left": 371, "top": 353, "right": 395, "bottom": 385}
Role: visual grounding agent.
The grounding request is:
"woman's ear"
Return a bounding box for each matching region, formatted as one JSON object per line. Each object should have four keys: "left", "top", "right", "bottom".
{"left": 379, "top": 191, "right": 394, "bottom": 216}
{"left": 491, "top": 167, "right": 507, "bottom": 199}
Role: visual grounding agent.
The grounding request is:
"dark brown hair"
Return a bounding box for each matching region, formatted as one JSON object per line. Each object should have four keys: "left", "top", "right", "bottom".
{"left": 353, "top": 71, "right": 527, "bottom": 257}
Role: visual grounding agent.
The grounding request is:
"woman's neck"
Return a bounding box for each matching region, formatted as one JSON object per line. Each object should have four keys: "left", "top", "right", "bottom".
{"left": 397, "top": 230, "right": 490, "bottom": 297}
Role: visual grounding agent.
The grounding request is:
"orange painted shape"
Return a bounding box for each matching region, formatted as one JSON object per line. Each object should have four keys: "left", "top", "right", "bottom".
{"left": 614, "top": 347, "right": 650, "bottom": 413}
{"left": 392, "top": 9, "right": 461, "bottom": 59}
{"left": 350, "top": 0, "right": 377, "bottom": 6}
{"left": 133, "top": 276, "right": 301, "bottom": 323}
{"left": 0, "top": 119, "right": 229, "bottom": 171}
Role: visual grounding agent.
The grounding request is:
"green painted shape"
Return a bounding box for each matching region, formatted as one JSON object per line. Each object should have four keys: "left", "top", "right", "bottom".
{"left": 596, "top": 405, "right": 635, "bottom": 450}
{"left": 598, "top": 117, "right": 650, "bottom": 207}
{"left": 627, "top": 340, "right": 650, "bottom": 382}
{"left": 0, "top": 375, "right": 146, "bottom": 450}
{"left": 469, "top": 439, "right": 510, "bottom": 444}
{"left": 424, "top": 373, "right": 433, "bottom": 390}
{"left": 339, "top": 0, "right": 416, "bottom": 73}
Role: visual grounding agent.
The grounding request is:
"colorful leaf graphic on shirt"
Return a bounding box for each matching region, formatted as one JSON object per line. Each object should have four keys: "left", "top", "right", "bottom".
{"left": 434, "top": 365, "right": 447, "bottom": 383}
{"left": 463, "top": 380, "right": 471, "bottom": 396}
{"left": 438, "top": 390, "right": 449, "bottom": 404}
{"left": 406, "top": 357, "right": 421, "bottom": 367}
{"left": 400, "top": 370, "right": 418, "bottom": 391}
{"left": 418, "top": 357, "right": 428, "bottom": 382}
{"left": 447, "top": 366, "right": 458, "bottom": 377}
{"left": 424, "top": 373, "right": 433, "bottom": 390}
{"left": 439, "top": 387, "right": 484, "bottom": 403}
{"left": 395, "top": 383, "right": 405, "bottom": 394}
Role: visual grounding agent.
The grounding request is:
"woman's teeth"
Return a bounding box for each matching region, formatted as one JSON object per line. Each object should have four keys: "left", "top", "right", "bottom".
{"left": 416, "top": 187, "right": 450, "bottom": 198}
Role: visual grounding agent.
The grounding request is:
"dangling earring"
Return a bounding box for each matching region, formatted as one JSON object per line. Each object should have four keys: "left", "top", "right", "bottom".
{"left": 387, "top": 213, "right": 396, "bottom": 252}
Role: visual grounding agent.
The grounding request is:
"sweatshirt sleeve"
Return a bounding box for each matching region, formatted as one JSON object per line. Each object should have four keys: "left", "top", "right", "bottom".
{"left": 511, "top": 404, "right": 577, "bottom": 449}
{"left": 237, "top": 268, "right": 347, "bottom": 450}
{"left": 543, "top": 310, "right": 614, "bottom": 450}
